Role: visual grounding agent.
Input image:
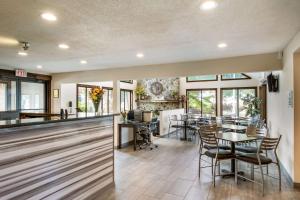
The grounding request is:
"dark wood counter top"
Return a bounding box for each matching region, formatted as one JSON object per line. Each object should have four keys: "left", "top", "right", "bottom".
{"left": 0, "top": 112, "right": 119, "bottom": 129}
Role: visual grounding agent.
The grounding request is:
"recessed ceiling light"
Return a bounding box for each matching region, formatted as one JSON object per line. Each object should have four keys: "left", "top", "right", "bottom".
{"left": 0, "top": 36, "right": 19, "bottom": 46}
{"left": 80, "top": 60, "right": 87, "bottom": 64}
{"left": 18, "top": 51, "right": 28, "bottom": 56}
{"left": 136, "top": 53, "right": 144, "bottom": 58}
{"left": 218, "top": 43, "right": 227, "bottom": 48}
{"left": 58, "top": 44, "right": 69, "bottom": 49}
{"left": 37, "top": 65, "right": 43, "bottom": 69}
{"left": 41, "top": 12, "right": 57, "bottom": 21}
{"left": 200, "top": 1, "right": 218, "bottom": 10}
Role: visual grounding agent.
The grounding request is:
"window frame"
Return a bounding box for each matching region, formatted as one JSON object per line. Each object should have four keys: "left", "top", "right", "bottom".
{"left": 20, "top": 80, "right": 47, "bottom": 111}
{"left": 0, "top": 69, "right": 51, "bottom": 113}
{"left": 220, "top": 87, "right": 257, "bottom": 117}
{"left": 221, "top": 73, "right": 251, "bottom": 81}
{"left": 120, "top": 89, "right": 133, "bottom": 112}
{"left": 186, "top": 75, "right": 218, "bottom": 82}
{"left": 76, "top": 84, "right": 113, "bottom": 115}
{"left": 120, "top": 80, "right": 133, "bottom": 84}
{"left": 186, "top": 88, "right": 218, "bottom": 116}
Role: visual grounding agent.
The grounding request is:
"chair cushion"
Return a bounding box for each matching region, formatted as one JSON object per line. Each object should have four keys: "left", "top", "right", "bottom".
{"left": 204, "top": 149, "right": 235, "bottom": 160}
{"left": 236, "top": 153, "right": 272, "bottom": 165}
{"left": 235, "top": 146, "right": 259, "bottom": 153}
{"left": 171, "top": 125, "right": 184, "bottom": 128}
{"left": 188, "top": 125, "right": 200, "bottom": 131}
{"left": 204, "top": 144, "right": 231, "bottom": 150}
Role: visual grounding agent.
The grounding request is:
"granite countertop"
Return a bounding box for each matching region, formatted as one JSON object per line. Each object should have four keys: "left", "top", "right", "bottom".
{"left": 0, "top": 112, "right": 118, "bottom": 128}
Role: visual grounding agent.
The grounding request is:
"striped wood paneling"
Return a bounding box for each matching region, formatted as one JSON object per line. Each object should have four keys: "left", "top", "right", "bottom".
{"left": 0, "top": 117, "right": 114, "bottom": 200}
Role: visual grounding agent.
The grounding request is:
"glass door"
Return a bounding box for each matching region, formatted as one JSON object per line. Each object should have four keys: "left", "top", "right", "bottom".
{"left": 0, "top": 83, "right": 8, "bottom": 111}
{"left": 77, "top": 86, "right": 87, "bottom": 113}
{"left": 187, "top": 89, "right": 217, "bottom": 116}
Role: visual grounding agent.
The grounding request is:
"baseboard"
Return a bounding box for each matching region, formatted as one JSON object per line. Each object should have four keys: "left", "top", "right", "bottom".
{"left": 279, "top": 161, "right": 299, "bottom": 188}
{"left": 114, "top": 140, "right": 134, "bottom": 149}
{"left": 294, "top": 182, "right": 300, "bottom": 188}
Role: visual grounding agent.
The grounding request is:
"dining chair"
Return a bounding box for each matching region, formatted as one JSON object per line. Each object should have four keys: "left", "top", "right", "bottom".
{"left": 168, "top": 115, "right": 182, "bottom": 138}
{"left": 198, "top": 128, "right": 234, "bottom": 186}
{"left": 235, "top": 135, "right": 282, "bottom": 196}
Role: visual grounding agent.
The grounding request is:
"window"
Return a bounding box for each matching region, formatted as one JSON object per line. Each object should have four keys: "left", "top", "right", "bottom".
{"left": 0, "top": 83, "right": 7, "bottom": 111}
{"left": 77, "top": 84, "right": 113, "bottom": 114}
{"left": 221, "top": 87, "right": 257, "bottom": 117}
{"left": 187, "top": 89, "right": 217, "bottom": 116}
{"left": 221, "top": 73, "right": 251, "bottom": 80}
{"left": 0, "top": 81, "right": 17, "bottom": 111}
{"left": 120, "top": 80, "right": 133, "bottom": 84}
{"left": 120, "top": 89, "right": 133, "bottom": 112}
{"left": 186, "top": 75, "right": 218, "bottom": 82}
{"left": 21, "top": 82, "right": 45, "bottom": 111}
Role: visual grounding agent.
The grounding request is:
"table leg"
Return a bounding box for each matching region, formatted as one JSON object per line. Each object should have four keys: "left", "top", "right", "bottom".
{"left": 184, "top": 121, "right": 187, "bottom": 140}
{"left": 231, "top": 142, "right": 235, "bottom": 173}
{"left": 133, "top": 126, "right": 137, "bottom": 151}
{"left": 118, "top": 125, "right": 122, "bottom": 149}
{"left": 180, "top": 122, "right": 187, "bottom": 141}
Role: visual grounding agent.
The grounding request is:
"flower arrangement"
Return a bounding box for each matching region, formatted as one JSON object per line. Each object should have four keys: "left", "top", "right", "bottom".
{"left": 120, "top": 111, "right": 128, "bottom": 122}
{"left": 89, "top": 86, "right": 104, "bottom": 113}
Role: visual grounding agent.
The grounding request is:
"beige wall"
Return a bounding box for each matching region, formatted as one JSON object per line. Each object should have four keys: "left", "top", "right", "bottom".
{"left": 267, "top": 30, "right": 300, "bottom": 183}
{"left": 51, "top": 53, "right": 281, "bottom": 113}
{"left": 294, "top": 52, "right": 300, "bottom": 182}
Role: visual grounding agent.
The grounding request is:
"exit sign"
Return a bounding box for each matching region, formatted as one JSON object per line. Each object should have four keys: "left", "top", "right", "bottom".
{"left": 15, "top": 69, "right": 27, "bottom": 77}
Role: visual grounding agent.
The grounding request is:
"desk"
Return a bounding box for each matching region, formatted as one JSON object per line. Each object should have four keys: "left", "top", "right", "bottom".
{"left": 118, "top": 122, "right": 137, "bottom": 151}
{"left": 217, "top": 132, "right": 259, "bottom": 173}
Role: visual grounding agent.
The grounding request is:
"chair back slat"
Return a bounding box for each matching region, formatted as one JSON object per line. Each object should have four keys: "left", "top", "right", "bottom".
{"left": 199, "top": 124, "right": 218, "bottom": 147}
{"left": 181, "top": 114, "right": 188, "bottom": 121}
{"left": 260, "top": 135, "right": 281, "bottom": 151}
{"left": 169, "top": 115, "right": 178, "bottom": 121}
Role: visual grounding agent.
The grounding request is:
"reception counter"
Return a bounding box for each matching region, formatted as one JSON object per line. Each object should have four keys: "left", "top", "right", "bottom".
{"left": 0, "top": 113, "right": 116, "bottom": 199}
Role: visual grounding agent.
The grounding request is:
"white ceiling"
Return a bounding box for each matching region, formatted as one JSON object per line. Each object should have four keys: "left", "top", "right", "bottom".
{"left": 0, "top": 0, "right": 300, "bottom": 74}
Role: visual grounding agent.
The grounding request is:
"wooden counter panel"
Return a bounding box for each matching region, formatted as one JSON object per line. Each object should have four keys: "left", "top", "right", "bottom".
{"left": 0, "top": 117, "right": 114, "bottom": 200}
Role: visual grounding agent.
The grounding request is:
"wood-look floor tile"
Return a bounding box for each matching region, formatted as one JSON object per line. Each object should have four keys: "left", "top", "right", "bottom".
{"left": 166, "top": 178, "right": 193, "bottom": 197}
{"left": 95, "top": 136, "right": 300, "bottom": 200}
{"left": 161, "top": 193, "right": 184, "bottom": 200}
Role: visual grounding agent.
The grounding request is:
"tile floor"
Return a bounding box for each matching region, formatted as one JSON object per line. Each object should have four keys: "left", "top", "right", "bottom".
{"left": 95, "top": 137, "right": 300, "bottom": 200}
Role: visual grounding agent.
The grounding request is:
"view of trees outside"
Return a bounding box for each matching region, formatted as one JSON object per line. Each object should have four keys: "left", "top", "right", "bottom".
{"left": 187, "top": 90, "right": 216, "bottom": 116}
{"left": 222, "top": 88, "right": 256, "bottom": 117}
{"left": 120, "top": 89, "right": 132, "bottom": 112}
{"left": 187, "top": 75, "right": 217, "bottom": 81}
{"left": 222, "top": 73, "right": 249, "bottom": 80}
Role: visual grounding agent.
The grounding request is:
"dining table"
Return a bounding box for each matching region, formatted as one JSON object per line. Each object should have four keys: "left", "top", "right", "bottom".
{"left": 221, "top": 124, "right": 248, "bottom": 132}
{"left": 216, "top": 132, "right": 260, "bottom": 174}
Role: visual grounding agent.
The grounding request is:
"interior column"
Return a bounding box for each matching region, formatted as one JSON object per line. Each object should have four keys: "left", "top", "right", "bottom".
{"left": 112, "top": 80, "right": 120, "bottom": 113}
{"left": 112, "top": 80, "right": 121, "bottom": 147}
{"left": 294, "top": 52, "right": 300, "bottom": 184}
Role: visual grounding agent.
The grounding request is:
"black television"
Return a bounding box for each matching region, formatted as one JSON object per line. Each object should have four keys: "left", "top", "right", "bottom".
{"left": 267, "top": 73, "right": 279, "bottom": 92}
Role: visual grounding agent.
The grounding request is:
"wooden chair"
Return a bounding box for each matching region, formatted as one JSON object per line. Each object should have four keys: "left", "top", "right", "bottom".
{"left": 235, "top": 135, "right": 282, "bottom": 196}
{"left": 168, "top": 115, "right": 183, "bottom": 138}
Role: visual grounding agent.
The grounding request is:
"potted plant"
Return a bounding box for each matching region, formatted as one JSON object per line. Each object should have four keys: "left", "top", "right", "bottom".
{"left": 242, "top": 94, "right": 262, "bottom": 121}
{"left": 171, "top": 90, "right": 179, "bottom": 100}
{"left": 135, "top": 86, "right": 146, "bottom": 100}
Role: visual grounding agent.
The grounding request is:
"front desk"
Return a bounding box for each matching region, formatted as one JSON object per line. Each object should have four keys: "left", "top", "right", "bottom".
{"left": 0, "top": 113, "right": 116, "bottom": 200}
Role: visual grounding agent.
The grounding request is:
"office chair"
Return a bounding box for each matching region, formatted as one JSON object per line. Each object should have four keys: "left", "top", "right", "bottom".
{"left": 136, "top": 119, "right": 158, "bottom": 150}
